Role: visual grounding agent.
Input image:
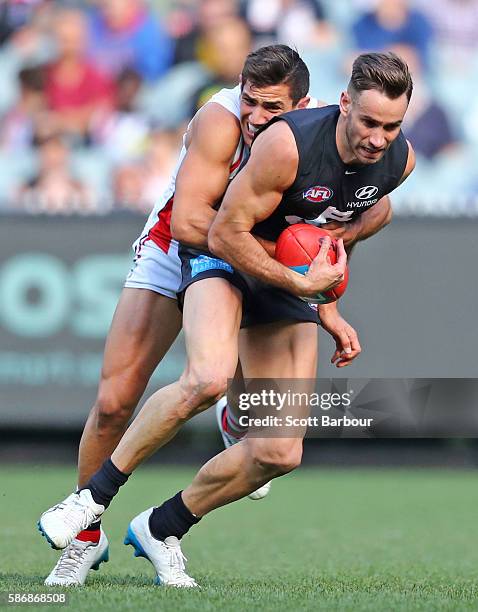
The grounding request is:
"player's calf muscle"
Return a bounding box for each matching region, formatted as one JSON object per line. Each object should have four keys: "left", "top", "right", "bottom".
{"left": 104, "top": 290, "right": 181, "bottom": 368}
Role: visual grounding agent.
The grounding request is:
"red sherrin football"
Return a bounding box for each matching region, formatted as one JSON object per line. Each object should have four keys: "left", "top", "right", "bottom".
{"left": 275, "top": 224, "right": 349, "bottom": 304}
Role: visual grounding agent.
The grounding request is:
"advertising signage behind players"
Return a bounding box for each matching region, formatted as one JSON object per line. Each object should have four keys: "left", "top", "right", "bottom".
{"left": 0, "top": 215, "right": 184, "bottom": 428}
{"left": 0, "top": 215, "right": 477, "bottom": 428}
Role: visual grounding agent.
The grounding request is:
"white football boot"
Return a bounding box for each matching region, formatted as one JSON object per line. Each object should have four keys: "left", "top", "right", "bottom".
{"left": 38, "top": 490, "right": 105, "bottom": 550}
{"left": 215, "top": 397, "right": 271, "bottom": 500}
{"left": 124, "top": 508, "right": 198, "bottom": 588}
{"left": 44, "top": 529, "right": 109, "bottom": 586}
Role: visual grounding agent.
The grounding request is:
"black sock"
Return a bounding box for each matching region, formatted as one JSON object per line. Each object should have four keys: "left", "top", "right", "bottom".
{"left": 84, "top": 458, "right": 130, "bottom": 508}
{"left": 85, "top": 521, "right": 101, "bottom": 531}
{"left": 149, "top": 491, "right": 201, "bottom": 541}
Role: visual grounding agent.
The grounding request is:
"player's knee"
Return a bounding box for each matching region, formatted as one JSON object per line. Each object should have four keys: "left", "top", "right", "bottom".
{"left": 251, "top": 442, "right": 303, "bottom": 477}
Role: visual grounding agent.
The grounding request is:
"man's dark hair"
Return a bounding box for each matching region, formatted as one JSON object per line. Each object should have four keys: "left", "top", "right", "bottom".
{"left": 349, "top": 52, "right": 413, "bottom": 102}
{"left": 18, "top": 66, "right": 45, "bottom": 92}
{"left": 241, "top": 44, "right": 309, "bottom": 104}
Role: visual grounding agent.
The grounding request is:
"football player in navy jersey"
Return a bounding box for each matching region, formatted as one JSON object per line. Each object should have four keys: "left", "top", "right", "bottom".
{"left": 210, "top": 52, "right": 415, "bottom": 291}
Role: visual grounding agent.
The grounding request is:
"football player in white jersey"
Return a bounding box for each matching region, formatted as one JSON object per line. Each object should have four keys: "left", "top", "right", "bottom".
{"left": 39, "top": 45, "right": 392, "bottom": 587}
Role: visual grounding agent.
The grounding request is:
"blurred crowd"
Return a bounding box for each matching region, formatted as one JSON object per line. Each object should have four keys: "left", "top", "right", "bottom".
{"left": 0, "top": 0, "right": 477, "bottom": 216}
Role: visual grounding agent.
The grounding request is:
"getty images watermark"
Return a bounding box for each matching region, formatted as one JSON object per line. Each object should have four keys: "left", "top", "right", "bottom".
{"left": 237, "top": 388, "right": 371, "bottom": 430}
{"left": 227, "top": 378, "right": 371, "bottom": 438}
{"left": 227, "top": 378, "right": 478, "bottom": 438}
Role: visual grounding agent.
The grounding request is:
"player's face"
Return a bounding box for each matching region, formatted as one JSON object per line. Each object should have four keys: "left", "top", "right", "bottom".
{"left": 340, "top": 88, "right": 408, "bottom": 165}
{"left": 240, "top": 80, "right": 307, "bottom": 146}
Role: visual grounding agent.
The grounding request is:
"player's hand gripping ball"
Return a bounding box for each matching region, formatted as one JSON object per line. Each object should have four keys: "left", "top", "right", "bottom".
{"left": 275, "top": 224, "right": 349, "bottom": 304}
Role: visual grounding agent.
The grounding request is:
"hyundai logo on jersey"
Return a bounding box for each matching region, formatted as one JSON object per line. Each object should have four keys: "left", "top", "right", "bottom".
{"left": 355, "top": 186, "right": 379, "bottom": 200}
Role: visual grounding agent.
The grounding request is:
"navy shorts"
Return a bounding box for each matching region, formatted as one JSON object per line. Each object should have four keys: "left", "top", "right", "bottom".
{"left": 178, "top": 246, "right": 319, "bottom": 328}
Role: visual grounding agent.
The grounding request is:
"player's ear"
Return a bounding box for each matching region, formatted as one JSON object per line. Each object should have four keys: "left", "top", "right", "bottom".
{"left": 295, "top": 96, "right": 310, "bottom": 110}
{"left": 339, "top": 90, "right": 352, "bottom": 116}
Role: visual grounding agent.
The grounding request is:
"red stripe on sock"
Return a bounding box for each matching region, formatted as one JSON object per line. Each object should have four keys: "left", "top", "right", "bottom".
{"left": 222, "top": 406, "right": 245, "bottom": 439}
{"left": 76, "top": 529, "right": 100, "bottom": 543}
{"left": 222, "top": 406, "right": 229, "bottom": 432}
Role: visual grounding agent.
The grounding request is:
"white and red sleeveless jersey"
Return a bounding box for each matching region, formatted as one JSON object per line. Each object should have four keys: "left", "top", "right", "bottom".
{"left": 133, "top": 85, "right": 246, "bottom": 257}
{"left": 133, "top": 86, "right": 318, "bottom": 257}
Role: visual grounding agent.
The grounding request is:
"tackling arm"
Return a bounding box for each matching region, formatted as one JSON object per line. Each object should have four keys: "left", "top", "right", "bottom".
{"left": 171, "top": 103, "right": 242, "bottom": 249}
{"left": 356, "top": 195, "right": 392, "bottom": 241}
{"left": 208, "top": 121, "right": 346, "bottom": 297}
{"left": 170, "top": 103, "right": 276, "bottom": 255}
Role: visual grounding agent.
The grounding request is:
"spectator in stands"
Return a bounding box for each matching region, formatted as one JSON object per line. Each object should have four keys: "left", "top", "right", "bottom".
{"left": 87, "top": 0, "right": 173, "bottom": 82}
{"left": 240, "top": 0, "right": 335, "bottom": 49}
{"left": 351, "top": 0, "right": 433, "bottom": 70}
{"left": 395, "top": 44, "right": 457, "bottom": 160}
{"left": 239, "top": 0, "right": 281, "bottom": 42}
{"left": 416, "top": 0, "right": 478, "bottom": 66}
{"left": 91, "top": 68, "right": 149, "bottom": 164}
{"left": 15, "top": 133, "right": 95, "bottom": 213}
{"left": 45, "top": 8, "right": 116, "bottom": 145}
{"left": 191, "top": 17, "right": 251, "bottom": 113}
{"left": 276, "top": 0, "right": 336, "bottom": 49}
{"left": 111, "top": 162, "right": 143, "bottom": 211}
{"left": 112, "top": 128, "right": 180, "bottom": 213}
{"left": 172, "top": 0, "right": 239, "bottom": 65}
{"left": 0, "top": 0, "right": 46, "bottom": 46}
{"left": 140, "top": 128, "right": 181, "bottom": 209}
{"left": 0, "top": 66, "right": 46, "bottom": 151}
{"left": 0, "top": 0, "right": 55, "bottom": 108}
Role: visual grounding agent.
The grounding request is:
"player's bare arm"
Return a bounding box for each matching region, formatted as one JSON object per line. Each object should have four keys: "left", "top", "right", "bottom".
{"left": 172, "top": 101, "right": 282, "bottom": 255}
{"left": 318, "top": 302, "right": 362, "bottom": 367}
{"left": 209, "top": 121, "right": 346, "bottom": 297}
{"left": 171, "top": 103, "right": 242, "bottom": 249}
{"left": 171, "top": 102, "right": 276, "bottom": 255}
{"left": 324, "top": 195, "right": 392, "bottom": 249}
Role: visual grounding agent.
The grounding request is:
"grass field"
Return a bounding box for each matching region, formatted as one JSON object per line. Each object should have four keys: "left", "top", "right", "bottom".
{"left": 1, "top": 466, "right": 478, "bottom": 611}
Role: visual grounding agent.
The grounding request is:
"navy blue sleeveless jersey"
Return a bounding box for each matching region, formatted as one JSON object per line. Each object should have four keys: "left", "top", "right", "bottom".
{"left": 252, "top": 105, "right": 409, "bottom": 241}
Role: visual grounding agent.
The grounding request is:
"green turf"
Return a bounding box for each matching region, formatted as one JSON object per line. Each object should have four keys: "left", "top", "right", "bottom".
{"left": 1, "top": 466, "right": 478, "bottom": 611}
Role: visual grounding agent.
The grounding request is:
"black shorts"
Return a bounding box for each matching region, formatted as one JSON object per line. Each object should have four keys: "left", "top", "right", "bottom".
{"left": 178, "top": 246, "right": 319, "bottom": 328}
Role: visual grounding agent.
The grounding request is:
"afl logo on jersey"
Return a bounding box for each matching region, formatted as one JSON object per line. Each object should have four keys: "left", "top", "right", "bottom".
{"left": 303, "top": 186, "right": 333, "bottom": 203}
{"left": 355, "top": 185, "right": 378, "bottom": 200}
